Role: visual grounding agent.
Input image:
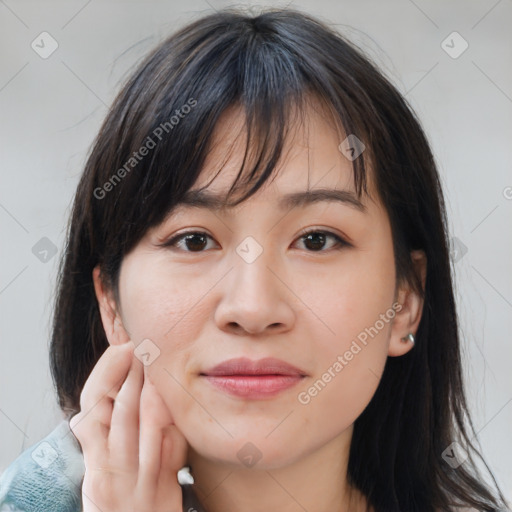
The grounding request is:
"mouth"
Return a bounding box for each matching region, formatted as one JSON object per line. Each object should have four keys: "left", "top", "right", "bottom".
{"left": 200, "top": 357, "right": 307, "bottom": 399}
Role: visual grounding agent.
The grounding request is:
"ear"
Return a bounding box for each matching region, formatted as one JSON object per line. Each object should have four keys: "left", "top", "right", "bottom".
{"left": 388, "top": 250, "right": 427, "bottom": 357}
{"left": 92, "top": 265, "right": 131, "bottom": 346}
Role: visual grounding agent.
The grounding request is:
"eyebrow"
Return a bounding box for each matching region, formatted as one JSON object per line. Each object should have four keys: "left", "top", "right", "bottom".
{"left": 176, "top": 188, "right": 367, "bottom": 213}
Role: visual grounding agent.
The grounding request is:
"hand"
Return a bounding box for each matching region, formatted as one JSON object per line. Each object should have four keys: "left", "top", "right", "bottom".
{"left": 69, "top": 342, "right": 188, "bottom": 512}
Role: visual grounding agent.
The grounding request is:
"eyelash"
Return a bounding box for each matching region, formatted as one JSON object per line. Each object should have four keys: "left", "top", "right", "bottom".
{"left": 161, "top": 228, "right": 350, "bottom": 253}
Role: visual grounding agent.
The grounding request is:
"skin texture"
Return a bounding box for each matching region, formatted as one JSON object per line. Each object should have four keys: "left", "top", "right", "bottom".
{"left": 92, "top": 102, "right": 426, "bottom": 512}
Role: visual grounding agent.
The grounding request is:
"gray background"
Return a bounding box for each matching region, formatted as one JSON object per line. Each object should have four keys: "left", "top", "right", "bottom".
{"left": 1, "top": 0, "right": 511, "bottom": 499}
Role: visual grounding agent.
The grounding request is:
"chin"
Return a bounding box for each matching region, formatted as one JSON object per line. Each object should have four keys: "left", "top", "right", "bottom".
{"left": 188, "top": 431, "right": 308, "bottom": 471}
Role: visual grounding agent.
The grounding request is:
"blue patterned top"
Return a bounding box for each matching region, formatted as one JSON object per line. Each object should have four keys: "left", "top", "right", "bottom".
{"left": 0, "top": 419, "right": 205, "bottom": 511}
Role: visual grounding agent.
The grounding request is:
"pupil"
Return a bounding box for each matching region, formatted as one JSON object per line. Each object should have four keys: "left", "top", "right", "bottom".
{"left": 186, "top": 234, "right": 207, "bottom": 251}
{"left": 305, "top": 233, "right": 325, "bottom": 251}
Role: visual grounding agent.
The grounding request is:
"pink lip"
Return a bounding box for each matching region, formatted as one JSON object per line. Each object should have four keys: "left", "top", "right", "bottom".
{"left": 200, "top": 357, "right": 307, "bottom": 399}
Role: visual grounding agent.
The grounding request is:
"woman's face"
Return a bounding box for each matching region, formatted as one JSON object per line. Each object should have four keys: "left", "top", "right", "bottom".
{"left": 101, "top": 104, "right": 418, "bottom": 470}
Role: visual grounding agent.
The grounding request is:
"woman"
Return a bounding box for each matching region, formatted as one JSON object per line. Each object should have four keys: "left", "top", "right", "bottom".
{"left": 0, "top": 7, "right": 509, "bottom": 512}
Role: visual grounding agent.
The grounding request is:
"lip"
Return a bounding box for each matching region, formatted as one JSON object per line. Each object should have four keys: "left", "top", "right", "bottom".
{"left": 200, "top": 357, "right": 307, "bottom": 399}
{"left": 201, "top": 357, "right": 307, "bottom": 377}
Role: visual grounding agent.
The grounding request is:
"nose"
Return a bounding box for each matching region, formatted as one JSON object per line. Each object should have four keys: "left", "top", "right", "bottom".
{"left": 214, "top": 248, "right": 295, "bottom": 336}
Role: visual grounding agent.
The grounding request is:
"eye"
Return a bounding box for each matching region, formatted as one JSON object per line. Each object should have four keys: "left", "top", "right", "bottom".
{"left": 293, "top": 229, "right": 350, "bottom": 252}
{"left": 162, "top": 231, "right": 217, "bottom": 252}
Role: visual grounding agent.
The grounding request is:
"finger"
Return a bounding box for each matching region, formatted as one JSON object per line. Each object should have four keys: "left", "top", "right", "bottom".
{"left": 137, "top": 375, "right": 188, "bottom": 501}
{"left": 140, "top": 378, "right": 187, "bottom": 482}
{"left": 69, "top": 410, "right": 109, "bottom": 466}
{"left": 80, "top": 342, "right": 134, "bottom": 413}
{"left": 159, "top": 423, "right": 188, "bottom": 483}
{"left": 155, "top": 428, "right": 187, "bottom": 510}
{"left": 108, "top": 348, "right": 144, "bottom": 471}
{"left": 71, "top": 344, "right": 133, "bottom": 463}
{"left": 137, "top": 376, "right": 168, "bottom": 492}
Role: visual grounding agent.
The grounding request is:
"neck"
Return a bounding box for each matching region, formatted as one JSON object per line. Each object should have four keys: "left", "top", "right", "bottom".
{"left": 186, "top": 424, "right": 370, "bottom": 512}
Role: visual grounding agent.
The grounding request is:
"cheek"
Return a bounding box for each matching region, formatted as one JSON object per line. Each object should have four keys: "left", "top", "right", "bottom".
{"left": 293, "top": 349, "right": 386, "bottom": 459}
{"left": 118, "top": 255, "right": 215, "bottom": 397}
{"left": 118, "top": 254, "right": 210, "bottom": 342}
{"left": 292, "top": 237, "right": 395, "bottom": 419}
{"left": 297, "top": 241, "right": 396, "bottom": 358}
{"left": 118, "top": 260, "right": 214, "bottom": 440}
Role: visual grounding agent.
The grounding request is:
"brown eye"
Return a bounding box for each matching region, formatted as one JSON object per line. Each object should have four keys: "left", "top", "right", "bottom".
{"left": 163, "top": 231, "right": 215, "bottom": 252}
{"left": 295, "top": 230, "right": 348, "bottom": 252}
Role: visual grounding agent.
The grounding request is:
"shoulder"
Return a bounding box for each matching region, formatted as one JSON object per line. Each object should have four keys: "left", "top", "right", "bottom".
{"left": 0, "top": 418, "right": 85, "bottom": 512}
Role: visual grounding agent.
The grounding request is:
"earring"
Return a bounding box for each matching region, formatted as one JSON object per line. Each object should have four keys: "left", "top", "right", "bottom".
{"left": 401, "top": 333, "right": 415, "bottom": 345}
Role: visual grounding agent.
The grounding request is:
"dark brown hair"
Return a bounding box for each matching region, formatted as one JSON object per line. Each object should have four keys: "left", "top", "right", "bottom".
{"left": 50, "top": 7, "right": 509, "bottom": 511}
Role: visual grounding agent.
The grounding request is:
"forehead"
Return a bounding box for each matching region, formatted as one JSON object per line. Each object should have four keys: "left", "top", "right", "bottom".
{"left": 182, "top": 100, "right": 373, "bottom": 210}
